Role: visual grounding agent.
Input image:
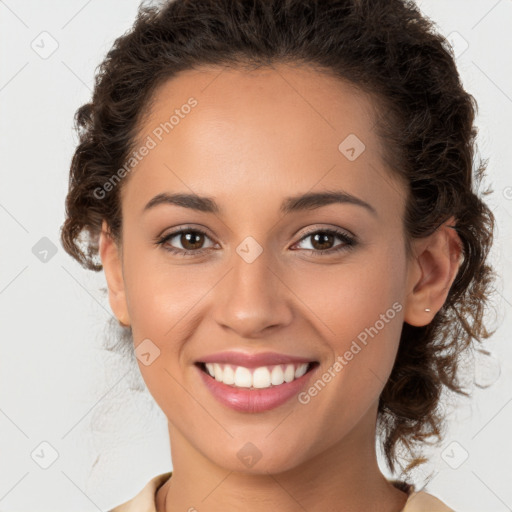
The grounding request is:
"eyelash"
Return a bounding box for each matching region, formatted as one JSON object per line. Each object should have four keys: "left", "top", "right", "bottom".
{"left": 155, "top": 226, "right": 357, "bottom": 257}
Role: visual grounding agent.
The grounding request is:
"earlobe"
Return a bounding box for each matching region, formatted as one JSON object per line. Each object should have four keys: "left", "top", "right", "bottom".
{"left": 403, "top": 217, "right": 463, "bottom": 327}
{"left": 98, "top": 220, "right": 131, "bottom": 327}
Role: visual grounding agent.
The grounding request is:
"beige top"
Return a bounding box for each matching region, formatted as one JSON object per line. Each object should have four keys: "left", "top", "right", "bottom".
{"left": 109, "top": 472, "right": 455, "bottom": 512}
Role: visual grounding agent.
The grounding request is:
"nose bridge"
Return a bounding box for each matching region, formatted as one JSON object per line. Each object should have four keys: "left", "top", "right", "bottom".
{"left": 212, "top": 242, "right": 292, "bottom": 337}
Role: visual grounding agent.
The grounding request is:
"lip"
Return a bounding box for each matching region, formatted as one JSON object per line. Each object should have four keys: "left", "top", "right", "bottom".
{"left": 197, "top": 350, "right": 316, "bottom": 369}
{"left": 196, "top": 360, "right": 319, "bottom": 413}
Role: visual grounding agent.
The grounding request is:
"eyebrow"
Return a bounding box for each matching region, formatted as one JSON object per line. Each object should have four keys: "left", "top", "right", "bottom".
{"left": 143, "top": 190, "right": 377, "bottom": 217}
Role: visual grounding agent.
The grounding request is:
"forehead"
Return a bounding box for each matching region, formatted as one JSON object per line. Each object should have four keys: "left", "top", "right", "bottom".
{"left": 124, "top": 64, "right": 404, "bottom": 220}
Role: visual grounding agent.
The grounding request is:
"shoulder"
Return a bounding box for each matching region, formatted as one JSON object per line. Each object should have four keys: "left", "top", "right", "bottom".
{"left": 108, "top": 471, "right": 172, "bottom": 512}
{"left": 402, "top": 490, "right": 456, "bottom": 512}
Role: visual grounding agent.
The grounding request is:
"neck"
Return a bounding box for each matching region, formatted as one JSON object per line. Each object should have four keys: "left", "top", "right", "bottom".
{"left": 157, "top": 403, "right": 409, "bottom": 512}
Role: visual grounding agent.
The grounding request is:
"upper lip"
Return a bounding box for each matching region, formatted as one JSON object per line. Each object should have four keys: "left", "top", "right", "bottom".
{"left": 196, "top": 351, "right": 317, "bottom": 368}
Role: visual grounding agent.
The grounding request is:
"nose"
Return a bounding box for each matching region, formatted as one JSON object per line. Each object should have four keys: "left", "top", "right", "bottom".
{"left": 212, "top": 248, "right": 294, "bottom": 339}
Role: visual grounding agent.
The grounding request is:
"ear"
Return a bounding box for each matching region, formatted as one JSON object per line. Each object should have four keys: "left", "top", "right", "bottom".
{"left": 98, "top": 220, "right": 131, "bottom": 327}
{"left": 403, "top": 216, "right": 463, "bottom": 327}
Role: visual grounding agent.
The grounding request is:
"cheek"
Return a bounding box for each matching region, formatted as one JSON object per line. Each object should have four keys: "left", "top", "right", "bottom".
{"left": 291, "top": 244, "right": 406, "bottom": 399}
{"left": 292, "top": 243, "right": 406, "bottom": 338}
{"left": 121, "top": 248, "right": 208, "bottom": 410}
{"left": 122, "top": 242, "right": 221, "bottom": 350}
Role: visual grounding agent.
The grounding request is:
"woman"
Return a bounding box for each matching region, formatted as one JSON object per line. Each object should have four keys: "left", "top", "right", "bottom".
{"left": 60, "top": 0, "right": 496, "bottom": 510}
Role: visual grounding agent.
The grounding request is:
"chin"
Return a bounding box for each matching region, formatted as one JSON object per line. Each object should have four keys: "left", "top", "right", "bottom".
{"left": 205, "top": 442, "right": 308, "bottom": 476}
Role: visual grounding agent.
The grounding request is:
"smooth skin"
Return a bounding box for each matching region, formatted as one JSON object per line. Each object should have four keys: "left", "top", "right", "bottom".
{"left": 99, "top": 64, "right": 462, "bottom": 512}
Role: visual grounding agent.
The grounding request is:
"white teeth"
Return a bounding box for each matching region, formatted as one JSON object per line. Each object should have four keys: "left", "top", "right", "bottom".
{"left": 213, "top": 363, "right": 223, "bottom": 382}
{"left": 284, "top": 364, "right": 295, "bottom": 383}
{"left": 205, "top": 363, "right": 215, "bottom": 376}
{"left": 234, "top": 366, "right": 252, "bottom": 387}
{"left": 202, "top": 362, "right": 312, "bottom": 389}
{"left": 294, "top": 363, "right": 308, "bottom": 378}
{"left": 270, "top": 365, "right": 284, "bottom": 385}
{"left": 252, "top": 367, "right": 271, "bottom": 389}
{"left": 222, "top": 364, "right": 235, "bottom": 385}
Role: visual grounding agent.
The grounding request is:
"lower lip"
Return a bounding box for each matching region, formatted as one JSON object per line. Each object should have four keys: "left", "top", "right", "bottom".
{"left": 196, "top": 364, "right": 317, "bottom": 413}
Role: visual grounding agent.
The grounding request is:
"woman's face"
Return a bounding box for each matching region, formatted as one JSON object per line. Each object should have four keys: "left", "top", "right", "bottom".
{"left": 102, "top": 64, "right": 419, "bottom": 473}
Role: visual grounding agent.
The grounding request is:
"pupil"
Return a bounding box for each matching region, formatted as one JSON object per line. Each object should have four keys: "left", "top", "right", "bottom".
{"left": 313, "top": 233, "right": 333, "bottom": 250}
{"left": 182, "top": 232, "right": 203, "bottom": 250}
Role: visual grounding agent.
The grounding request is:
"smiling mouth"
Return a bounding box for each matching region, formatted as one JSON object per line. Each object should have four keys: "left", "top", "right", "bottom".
{"left": 196, "top": 361, "right": 319, "bottom": 390}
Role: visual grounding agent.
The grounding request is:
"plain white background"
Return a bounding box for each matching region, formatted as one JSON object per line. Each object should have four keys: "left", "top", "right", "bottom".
{"left": 0, "top": 1, "right": 511, "bottom": 510}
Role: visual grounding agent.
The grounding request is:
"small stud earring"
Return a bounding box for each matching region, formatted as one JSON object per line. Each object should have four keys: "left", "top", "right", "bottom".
{"left": 425, "top": 308, "right": 431, "bottom": 312}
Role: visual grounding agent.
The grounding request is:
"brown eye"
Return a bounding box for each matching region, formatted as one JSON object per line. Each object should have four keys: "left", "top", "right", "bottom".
{"left": 310, "top": 232, "right": 335, "bottom": 250}
{"left": 293, "top": 228, "right": 357, "bottom": 255}
{"left": 180, "top": 231, "right": 205, "bottom": 250}
{"left": 156, "top": 227, "right": 216, "bottom": 255}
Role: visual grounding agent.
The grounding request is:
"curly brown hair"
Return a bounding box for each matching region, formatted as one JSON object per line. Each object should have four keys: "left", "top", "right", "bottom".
{"left": 60, "top": 0, "right": 497, "bottom": 480}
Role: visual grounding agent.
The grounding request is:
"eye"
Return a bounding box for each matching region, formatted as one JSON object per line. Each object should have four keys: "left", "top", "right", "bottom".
{"left": 155, "top": 227, "right": 217, "bottom": 256}
{"left": 155, "top": 226, "right": 357, "bottom": 257}
{"left": 292, "top": 228, "right": 357, "bottom": 255}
